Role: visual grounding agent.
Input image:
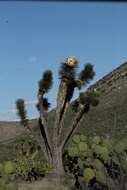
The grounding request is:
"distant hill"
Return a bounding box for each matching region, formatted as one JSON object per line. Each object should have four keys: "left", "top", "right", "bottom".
{"left": 0, "top": 62, "right": 127, "bottom": 143}
{"left": 0, "top": 119, "right": 37, "bottom": 143}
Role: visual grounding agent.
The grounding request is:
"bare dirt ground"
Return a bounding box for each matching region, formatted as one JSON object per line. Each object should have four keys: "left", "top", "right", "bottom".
{"left": 18, "top": 178, "right": 71, "bottom": 190}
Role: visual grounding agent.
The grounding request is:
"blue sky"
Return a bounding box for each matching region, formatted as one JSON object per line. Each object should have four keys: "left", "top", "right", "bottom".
{"left": 0, "top": 2, "right": 127, "bottom": 121}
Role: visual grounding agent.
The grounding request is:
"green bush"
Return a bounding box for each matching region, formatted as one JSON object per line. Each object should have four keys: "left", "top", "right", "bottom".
{"left": 15, "top": 156, "right": 52, "bottom": 180}
{"left": 4, "top": 161, "right": 16, "bottom": 175}
{"left": 0, "top": 176, "right": 18, "bottom": 190}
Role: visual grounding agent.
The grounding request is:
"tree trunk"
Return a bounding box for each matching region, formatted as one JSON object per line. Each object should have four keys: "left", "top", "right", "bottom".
{"left": 51, "top": 147, "right": 65, "bottom": 179}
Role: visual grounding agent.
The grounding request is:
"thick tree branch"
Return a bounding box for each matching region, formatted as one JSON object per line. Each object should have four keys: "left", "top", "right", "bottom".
{"left": 60, "top": 104, "right": 89, "bottom": 149}
{"left": 34, "top": 127, "right": 50, "bottom": 162}
{"left": 38, "top": 94, "right": 52, "bottom": 161}
{"left": 58, "top": 79, "right": 83, "bottom": 136}
{"left": 54, "top": 80, "right": 68, "bottom": 135}
{"left": 58, "top": 101, "right": 69, "bottom": 136}
{"left": 58, "top": 81, "right": 78, "bottom": 136}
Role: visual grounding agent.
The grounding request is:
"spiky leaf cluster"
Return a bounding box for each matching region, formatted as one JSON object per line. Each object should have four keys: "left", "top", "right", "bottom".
{"left": 78, "top": 63, "right": 95, "bottom": 86}
{"left": 71, "top": 100, "right": 79, "bottom": 112}
{"left": 79, "top": 91, "right": 99, "bottom": 107}
{"left": 38, "top": 70, "right": 53, "bottom": 94}
{"left": 16, "top": 99, "right": 28, "bottom": 126}
{"left": 42, "top": 98, "right": 51, "bottom": 110}
{"left": 59, "top": 62, "right": 77, "bottom": 85}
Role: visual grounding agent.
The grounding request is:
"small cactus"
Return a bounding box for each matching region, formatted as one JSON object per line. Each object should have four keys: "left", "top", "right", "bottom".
{"left": 80, "top": 135, "right": 87, "bottom": 142}
{"left": 114, "top": 142, "right": 125, "bottom": 154}
{"left": 68, "top": 146, "right": 79, "bottom": 157}
{"left": 92, "top": 136, "right": 100, "bottom": 145}
{"left": 93, "top": 159, "right": 104, "bottom": 170}
{"left": 72, "top": 134, "right": 81, "bottom": 144}
{"left": 83, "top": 168, "right": 95, "bottom": 183}
{"left": 93, "top": 145, "right": 109, "bottom": 161}
{"left": 95, "top": 170, "right": 107, "bottom": 184}
{"left": 78, "top": 142, "right": 88, "bottom": 152}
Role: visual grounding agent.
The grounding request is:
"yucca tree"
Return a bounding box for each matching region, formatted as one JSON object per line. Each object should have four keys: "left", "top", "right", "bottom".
{"left": 16, "top": 56, "right": 99, "bottom": 180}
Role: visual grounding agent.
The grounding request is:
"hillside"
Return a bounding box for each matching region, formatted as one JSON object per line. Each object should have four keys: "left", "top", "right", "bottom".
{"left": 0, "top": 62, "right": 127, "bottom": 143}
{"left": 0, "top": 119, "right": 37, "bottom": 143}
{"left": 79, "top": 62, "right": 127, "bottom": 137}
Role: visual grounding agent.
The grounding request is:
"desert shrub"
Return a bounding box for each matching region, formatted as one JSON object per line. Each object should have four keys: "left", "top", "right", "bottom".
{"left": 0, "top": 174, "right": 18, "bottom": 190}
{"left": 15, "top": 156, "right": 52, "bottom": 181}
{"left": 14, "top": 137, "right": 40, "bottom": 158}
{"left": 4, "top": 161, "right": 16, "bottom": 175}
{"left": 0, "top": 161, "right": 18, "bottom": 190}
{"left": 0, "top": 178, "right": 17, "bottom": 190}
